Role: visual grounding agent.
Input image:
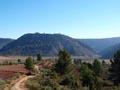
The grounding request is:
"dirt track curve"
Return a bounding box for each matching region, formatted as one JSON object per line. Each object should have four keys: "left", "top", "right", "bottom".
{"left": 11, "top": 76, "right": 34, "bottom": 90}
{"left": 10, "top": 65, "right": 40, "bottom": 90}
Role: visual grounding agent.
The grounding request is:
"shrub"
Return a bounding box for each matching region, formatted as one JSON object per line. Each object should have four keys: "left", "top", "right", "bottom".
{"left": 0, "top": 79, "right": 6, "bottom": 90}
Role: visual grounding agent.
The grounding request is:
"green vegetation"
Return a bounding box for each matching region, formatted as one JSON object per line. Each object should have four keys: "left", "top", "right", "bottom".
{"left": 93, "top": 59, "right": 103, "bottom": 77}
{"left": 27, "top": 50, "right": 120, "bottom": 90}
{"left": 17, "top": 59, "right": 22, "bottom": 64}
{"left": 80, "top": 37, "right": 120, "bottom": 59}
{"left": 26, "top": 50, "right": 82, "bottom": 90}
{"left": 0, "top": 38, "right": 13, "bottom": 49}
{"left": 0, "top": 33, "right": 95, "bottom": 57}
{"left": 26, "top": 50, "right": 119, "bottom": 90}
{"left": 1, "top": 49, "right": 120, "bottom": 90}
{"left": 24, "top": 57, "right": 34, "bottom": 71}
{"left": 55, "top": 50, "right": 73, "bottom": 75}
{"left": 0, "top": 79, "right": 6, "bottom": 90}
{"left": 0, "top": 61, "right": 18, "bottom": 66}
{"left": 100, "top": 43, "right": 120, "bottom": 59}
{"left": 37, "top": 53, "right": 42, "bottom": 61}
{"left": 110, "top": 50, "right": 120, "bottom": 85}
{"left": 26, "top": 50, "right": 118, "bottom": 90}
{"left": 80, "top": 64, "right": 95, "bottom": 90}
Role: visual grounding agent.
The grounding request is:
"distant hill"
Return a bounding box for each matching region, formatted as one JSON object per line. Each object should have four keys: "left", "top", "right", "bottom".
{"left": 0, "top": 38, "right": 13, "bottom": 49}
{"left": 0, "top": 33, "right": 96, "bottom": 57}
{"left": 100, "top": 43, "right": 120, "bottom": 59}
{"left": 79, "top": 37, "right": 120, "bottom": 53}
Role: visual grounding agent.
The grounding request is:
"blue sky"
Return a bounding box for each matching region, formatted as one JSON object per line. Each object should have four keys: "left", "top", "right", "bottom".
{"left": 0, "top": 0, "right": 120, "bottom": 39}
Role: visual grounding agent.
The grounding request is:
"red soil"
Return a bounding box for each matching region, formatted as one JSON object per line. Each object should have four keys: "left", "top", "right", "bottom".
{"left": 0, "top": 65, "right": 28, "bottom": 79}
{"left": 0, "top": 71, "right": 16, "bottom": 79}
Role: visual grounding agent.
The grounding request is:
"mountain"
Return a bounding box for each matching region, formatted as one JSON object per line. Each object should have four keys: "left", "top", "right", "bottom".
{"left": 79, "top": 37, "right": 120, "bottom": 53}
{"left": 0, "top": 38, "right": 13, "bottom": 49}
{"left": 100, "top": 43, "right": 120, "bottom": 59}
{"left": 0, "top": 33, "right": 96, "bottom": 57}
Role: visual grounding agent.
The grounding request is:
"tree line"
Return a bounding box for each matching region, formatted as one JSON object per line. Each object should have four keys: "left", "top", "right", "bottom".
{"left": 25, "top": 50, "right": 120, "bottom": 90}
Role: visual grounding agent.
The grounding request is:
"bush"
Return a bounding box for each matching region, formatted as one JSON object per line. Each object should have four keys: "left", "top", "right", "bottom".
{"left": 26, "top": 79, "right": 40, "bottom": 90}
{"left": 103, "top": 80, "right": 114, "bottom": 86}
{"left": 0, "top": 79, "right": 6, "bottom": 90}
{"left": 24, "top": 57, "right": 34, "bottom": 71}
{"left": 60, "top": 74, "right": 82, "bottom": 90}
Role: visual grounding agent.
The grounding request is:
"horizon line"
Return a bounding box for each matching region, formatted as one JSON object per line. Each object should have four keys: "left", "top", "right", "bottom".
{"left": 0, "top": 32, "right": 120, "bottom": 40}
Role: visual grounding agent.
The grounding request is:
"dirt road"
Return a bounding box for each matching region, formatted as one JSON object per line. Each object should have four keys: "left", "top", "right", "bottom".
{"left": 10, "top": 65, "right": 40, "bottom": 90}
{"left": 11, "top": 76, "right": 34, "bottom": 90}
{"left": 35, "top": 65, "right": 41, "bottom": 74}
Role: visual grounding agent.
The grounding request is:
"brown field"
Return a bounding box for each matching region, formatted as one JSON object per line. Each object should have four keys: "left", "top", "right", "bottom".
{"left": 0, "top": 65, "right": 28, "bottom": 79}
{"left": 0, "top": 56, "right": 57, "bottom": 62}
{"left": 0, "top": 56, "right": 28, "bottom": 62}
{"left": 0, "top": 71, "right": 16, "bottom": 80}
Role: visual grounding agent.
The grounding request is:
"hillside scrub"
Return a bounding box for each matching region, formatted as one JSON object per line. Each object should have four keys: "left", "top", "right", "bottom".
{"left": 0, "top": 79, "right": 6, "bottom": 90}
{"left": 26, "top": 50, "right": 120, "bottom": 90}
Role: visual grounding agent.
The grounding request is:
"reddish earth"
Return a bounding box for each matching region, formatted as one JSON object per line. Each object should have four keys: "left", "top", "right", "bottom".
{"left": 5, "top": 61, "right": 54, "bottom": 90}
{"left": 0, "top": 71, "right": 16, "bottom": 79}
{"left": 0, "top": 61, "right": 54, "bottom": 80}
{"left": 0, "top": 65, "right": 28, "bottom": 79}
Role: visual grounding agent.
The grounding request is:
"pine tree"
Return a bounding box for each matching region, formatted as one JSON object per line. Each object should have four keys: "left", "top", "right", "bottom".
{"left": 37, "top": 53, "right": 42, "bottom": 61}
{"left": 80, "top": 64, "right": 95, "bottom": 90}
{"left": 110, "top": 50, "right": 120, "bottom": 85}
{"left": 24, "top": 57, "right": 34, "bottom": 71}
{"left": 93, "top": 59, "right": 102, "bottom": 76}
{"left": 55, "top": 50, "right": 73, "bottom": 75}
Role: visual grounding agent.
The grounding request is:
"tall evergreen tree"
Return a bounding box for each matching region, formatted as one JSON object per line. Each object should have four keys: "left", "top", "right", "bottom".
{"left": 24, "top": 57, "right": 34, "bottom": 71}
{"left": 110, "top": 50, "right": 120, "bottom": 85}
{"left": 80, "top": 64, "right": 95, "bottom": 90}
{"left": 37, "top": 53, "right": 42, "bottom": 61}
{"left": 93, "top": 59, "right": 102, "bottom": 76}
{"left": 55, "top": 50, "right": 73, "bottom": 75}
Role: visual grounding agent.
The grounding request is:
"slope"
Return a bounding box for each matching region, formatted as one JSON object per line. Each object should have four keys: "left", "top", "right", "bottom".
{"left": 0, "top": 38, "right": 13, "bottom": 49}
{"left": 80, "top": 37, "right": 120, "bottom": 53}
{"left": 100, "top": 43, "right": 120, "bottom": 59}
{"left": 0, "top": 33, "right": 96, "bottom": 57}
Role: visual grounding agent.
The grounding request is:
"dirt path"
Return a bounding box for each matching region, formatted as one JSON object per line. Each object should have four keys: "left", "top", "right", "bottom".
{"left": 35, "top": 65, "right": 41, "bottom": 74}
{"left": 10, "top": 76, "right": 34, "bottom": 90}
{"left": 10, "top": 65, "right": 40, "bottom": 90}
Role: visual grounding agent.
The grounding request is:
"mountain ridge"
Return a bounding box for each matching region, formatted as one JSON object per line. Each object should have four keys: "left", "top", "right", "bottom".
{"left": 0, "top": 38, "right": 14, "bottom": 49}
{"left": 79, "top": 37, "right": 120, "bottom": 53}
{"left": 80, "top": 37, "right": 120, "bottom": 59}
{"left": 0, "top": 33, "right": 96, "bottom": 57}
{"left": 100, "top": 43, "right": 120, "bottom": 59}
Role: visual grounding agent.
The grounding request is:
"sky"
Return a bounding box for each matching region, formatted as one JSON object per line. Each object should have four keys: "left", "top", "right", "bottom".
{"left": 0, "top": 0, "right": 120, "bottom": 39}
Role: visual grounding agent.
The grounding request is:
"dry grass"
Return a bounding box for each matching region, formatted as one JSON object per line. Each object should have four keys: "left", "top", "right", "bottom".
{"left": 0, "top": 56, "right": 28, "bottom": 62}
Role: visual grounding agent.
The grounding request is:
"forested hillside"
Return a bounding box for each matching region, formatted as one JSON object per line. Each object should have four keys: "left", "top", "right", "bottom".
{"left": 100, "top": 43, "right": 120, "bottom": 59}
{"left": 80, "top": 37, "right": 120, "bottom": 53}
{"left": 0, "top": 38, "right": 13, "bottom": 49}
{"left": 0, "top": 33, "right": 96, "bottom": 57}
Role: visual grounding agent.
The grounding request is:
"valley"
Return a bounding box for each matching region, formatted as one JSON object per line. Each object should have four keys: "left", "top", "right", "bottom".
{"left": 0, "top": 33, "right": 120, "bottom": 90}
{"left": 1, "top": 0, "right": 120, "bottom": 89}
